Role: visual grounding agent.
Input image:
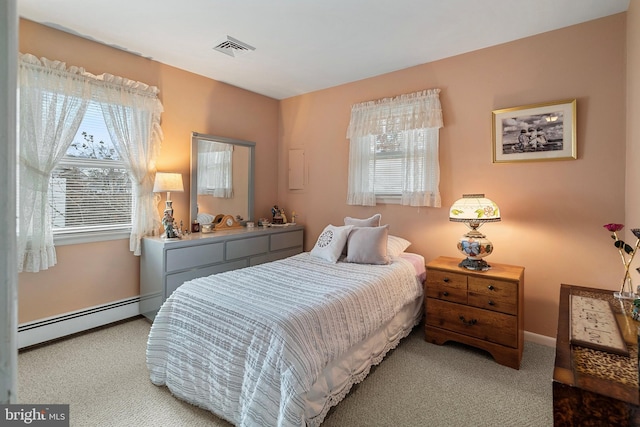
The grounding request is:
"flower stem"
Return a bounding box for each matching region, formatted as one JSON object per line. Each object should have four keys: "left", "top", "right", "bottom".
{"left": 618, "top": 235, "right": 640, "bottom": 295}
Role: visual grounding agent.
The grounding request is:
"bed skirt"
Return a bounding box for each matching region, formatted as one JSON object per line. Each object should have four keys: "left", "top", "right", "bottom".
{"left": 305, "top": 294, "right": 423, "bottom": 425}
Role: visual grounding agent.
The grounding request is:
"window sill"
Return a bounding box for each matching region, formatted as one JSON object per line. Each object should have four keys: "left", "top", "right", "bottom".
{"left": 376, "top": 196, "right": 401, "bottom": 204}
{"left": 53, "top": 230, "right": 130, "bottom": 246}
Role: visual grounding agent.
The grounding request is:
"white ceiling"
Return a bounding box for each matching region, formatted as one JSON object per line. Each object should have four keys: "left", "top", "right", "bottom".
{"left": 18, "top": 0, "right": 629, "bottom": 100}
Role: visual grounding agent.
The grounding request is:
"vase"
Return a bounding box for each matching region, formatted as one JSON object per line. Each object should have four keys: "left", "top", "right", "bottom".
{"left": 614, "top": 271, "right": 636, "bottom": 299}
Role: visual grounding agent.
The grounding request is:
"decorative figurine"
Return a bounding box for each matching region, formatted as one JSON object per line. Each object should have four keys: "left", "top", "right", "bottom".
{"left": 162, "top": 210, "right": 179, "bottom": 239}
{"left": 272, "top": 205, "right": 284, "bottom": 224}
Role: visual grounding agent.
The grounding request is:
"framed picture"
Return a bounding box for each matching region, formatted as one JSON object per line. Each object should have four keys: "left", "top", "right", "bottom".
{"left": 492, "top": 99, "right": 576, "bottom": 163}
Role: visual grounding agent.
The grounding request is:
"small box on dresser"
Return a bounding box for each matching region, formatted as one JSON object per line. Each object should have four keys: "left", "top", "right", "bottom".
{"left": 424, "top": 256, "right": 525, "bottom": 369}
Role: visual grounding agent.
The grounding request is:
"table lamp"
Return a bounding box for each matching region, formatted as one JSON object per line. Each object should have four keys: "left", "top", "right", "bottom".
{"left": 449, "top": 194, "right": 501, "bottom": 271}
{"left": 153, "top": 172, "right": 184, "bottom": 238}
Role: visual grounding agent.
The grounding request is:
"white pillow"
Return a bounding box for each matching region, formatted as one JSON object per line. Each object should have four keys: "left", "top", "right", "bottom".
{"left": 310, "top": 225, "right": 353, "bottom": 263}
{"left": 346, "top": 225, "right": 390, "bottom": 265}
{"left": 387, "top": 235, "right": 411, "bottom": 258}
{"left": 344, "top": 214, "right": 381, "bottom": 227}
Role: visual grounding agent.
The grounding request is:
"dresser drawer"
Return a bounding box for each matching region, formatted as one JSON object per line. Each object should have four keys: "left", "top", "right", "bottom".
{"left": 426, "top": 270, "right": 467, "bottom": 304}
{"left": 166, "top": 259, "right": 247, "bottom": 296}
{"left": 270, "top": 230, "right": 303, "bottom": 251}
{"left": 226, "top": 236, "right": 269, "bottom": 260}
{"left": 166, "top": 242, "right": 224, "bottom": 273}
{"left": 250, "top": 247, "right": 302, "bottom": 266}
{"left": 468, "top": 277, "right": 518, "bottom": 315}
{"left": 426, "top": 298, "right": 518, "bottom": 348}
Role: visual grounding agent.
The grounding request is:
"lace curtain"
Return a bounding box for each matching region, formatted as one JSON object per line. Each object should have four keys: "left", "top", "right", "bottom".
{"left": 197, "top": 140, "right": 233, "bottom": 198}
{"left": 18, "top": 55, "right": 91, "bottom": 272}
{"left": 17, "top": 53, "right": 163, "bottom": 271}
{"left": 346, "top": 89, "right": 443, "bottom": 207}
{"left": 97, "top": 75, "right": 164, "bottom": 256}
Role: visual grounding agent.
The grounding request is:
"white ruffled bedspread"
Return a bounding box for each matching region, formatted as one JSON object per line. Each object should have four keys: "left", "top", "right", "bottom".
{"left": 146, "top": 252, "right": 423, "bottom": 427}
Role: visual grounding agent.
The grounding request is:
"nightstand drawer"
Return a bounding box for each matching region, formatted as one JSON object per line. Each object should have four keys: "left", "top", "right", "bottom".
{"left": 426, "top": 270, "right": 467, "bottom": 303}
{"left": 427, "top": 299, "right": 518, "bottom": 348}
{"left": 468, "top": 277, "right": 518, "bottom": 315}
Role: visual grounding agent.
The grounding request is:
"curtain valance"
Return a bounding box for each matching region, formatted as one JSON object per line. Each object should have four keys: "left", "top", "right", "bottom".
{"left": 19, "top": 53, "right": 161, "bottom": 99}
{"left": 346, "top": 89, "right": 443, "bottom": 139}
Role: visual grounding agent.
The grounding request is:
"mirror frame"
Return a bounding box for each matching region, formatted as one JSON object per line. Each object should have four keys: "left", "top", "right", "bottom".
{"left": 190, "top": 131, "right": 256, "bottom": 225}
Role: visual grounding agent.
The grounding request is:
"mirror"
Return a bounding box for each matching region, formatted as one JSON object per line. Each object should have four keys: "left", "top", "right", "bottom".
{"left": 190, "top": 132, "right": 255, "bottom": 226}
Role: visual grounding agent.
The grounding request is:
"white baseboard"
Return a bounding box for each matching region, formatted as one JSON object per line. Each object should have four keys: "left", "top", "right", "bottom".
{"left": 18, "top": 297, "right": 140, "bottom": 349}
{"left": 525, "top": 330, "right": 556, "bottom": 347}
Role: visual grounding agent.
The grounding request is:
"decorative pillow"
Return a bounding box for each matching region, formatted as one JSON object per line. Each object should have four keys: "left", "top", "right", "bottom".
{"left": 346, "top": 225, "right": 390, "bottom": 265}
{"left": 387, "top": 235, "right": 411, "bottom": 258}
{"left": 344, "top": 214, "right": 382, "bottom": 228}
{"left": 310, "top": 225, "right": 353, "bottom": 263}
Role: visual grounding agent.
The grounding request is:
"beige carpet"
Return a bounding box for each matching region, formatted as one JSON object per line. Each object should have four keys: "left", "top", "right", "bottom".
{"left": 18, "top": 317, "right": 554, "bottom": 426}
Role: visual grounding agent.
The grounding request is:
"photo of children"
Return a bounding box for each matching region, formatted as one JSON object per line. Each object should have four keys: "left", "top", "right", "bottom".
{"left": 502, "top": 113, "right": 563, "bottom": 155}
{"left": 492, "top": 99, "right": 576, "bottom": 163}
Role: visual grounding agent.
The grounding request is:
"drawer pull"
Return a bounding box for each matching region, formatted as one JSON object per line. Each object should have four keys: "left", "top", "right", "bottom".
{"left": 459, "top": 315, "right": 477, "bottom": 326}
{"left": 488, "top": 285, "right": 495, "bottom": 291}
{"left": 443, "top": 291, "right": 449, "bottom": 297}
{"left": 488, "top": 300, "right": 495, "bottom": 306}
{"left": 443, "top": 277, "right": 450, "bottom": 283}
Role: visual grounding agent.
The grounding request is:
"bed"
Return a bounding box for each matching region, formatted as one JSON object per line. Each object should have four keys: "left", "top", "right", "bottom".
{"left": 146, "top": 223, "right": 424, "bottom": 427}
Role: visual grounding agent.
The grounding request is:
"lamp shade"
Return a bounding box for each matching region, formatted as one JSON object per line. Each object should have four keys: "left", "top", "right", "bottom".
{"left": 449, "top": 194, "right": 500, "bottom": 224}
{"left": 153, "top": 172, "right": 184, "bottom": 193}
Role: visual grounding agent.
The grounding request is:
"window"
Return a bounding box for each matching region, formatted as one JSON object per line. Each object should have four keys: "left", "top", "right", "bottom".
{"left": 346, "top": 89, "right": 443, "bottom": 207}
{"left": 18, "top": 53, "right": 163, "bottom": 272}
{"left": 371, "top": 127, "right": 432, "bottom": 197}
{"left": 48, "top": 101, "right": 132, "bottom": 239}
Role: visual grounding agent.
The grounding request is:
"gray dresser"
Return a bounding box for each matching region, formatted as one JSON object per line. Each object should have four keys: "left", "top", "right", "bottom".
{"left": 140, "top": 224, "right": 304, "bottom": 320}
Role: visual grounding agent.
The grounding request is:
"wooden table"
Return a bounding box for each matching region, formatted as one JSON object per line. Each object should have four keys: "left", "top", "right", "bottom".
{"left": 553, "top": 284, "right": 640, "bottom": 426}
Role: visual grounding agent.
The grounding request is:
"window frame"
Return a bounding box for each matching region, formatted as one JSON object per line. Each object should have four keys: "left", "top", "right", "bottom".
{"left": 346, "top": 88, "right": 442, "bottom": 208}
{"left": 48, "top": 103, "right": 133, "bottom": 245}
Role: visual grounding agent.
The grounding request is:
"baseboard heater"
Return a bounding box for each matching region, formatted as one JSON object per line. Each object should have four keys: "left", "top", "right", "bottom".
{"left": 18, "top": 297, "right": 140, "bottom": 349}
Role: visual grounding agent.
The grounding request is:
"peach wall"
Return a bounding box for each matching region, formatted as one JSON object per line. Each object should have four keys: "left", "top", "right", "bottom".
{"left": 627, "top": 0, "right": 640, "bottom": 272}
{"left": 278, "top": 14, "right": 627, "bottom": 338}
{"left": 18, "top": 19, "right": 279, "bottom": 323}
{"left": 17, "top": 14, "right": 632, "bottom": 339}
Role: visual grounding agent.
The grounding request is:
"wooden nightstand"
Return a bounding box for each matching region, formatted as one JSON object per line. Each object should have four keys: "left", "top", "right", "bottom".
{"left": 424, "top": 256, "right": 525, "bottom": 369}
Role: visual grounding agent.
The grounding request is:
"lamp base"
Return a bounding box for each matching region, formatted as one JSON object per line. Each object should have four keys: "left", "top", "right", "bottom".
{"left": 458, "top": 258, "right": 491, "bottom": 271}
{"left": 161, "top": 207, "right": 180, "bottom": 240}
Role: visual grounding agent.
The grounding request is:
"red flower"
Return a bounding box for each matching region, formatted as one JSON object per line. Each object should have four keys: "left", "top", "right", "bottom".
{"left": 604, "top": 223, "right": 624, "bottom": 232}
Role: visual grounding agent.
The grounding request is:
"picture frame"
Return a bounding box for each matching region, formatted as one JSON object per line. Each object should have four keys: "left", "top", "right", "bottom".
{"left": 492, "top": 99, "right": 576, "bottom": 163}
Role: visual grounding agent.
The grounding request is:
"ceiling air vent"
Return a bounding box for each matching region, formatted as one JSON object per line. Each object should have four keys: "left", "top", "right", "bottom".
{"left": 213, "top": 36, "right": 255, "bottom": 58}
